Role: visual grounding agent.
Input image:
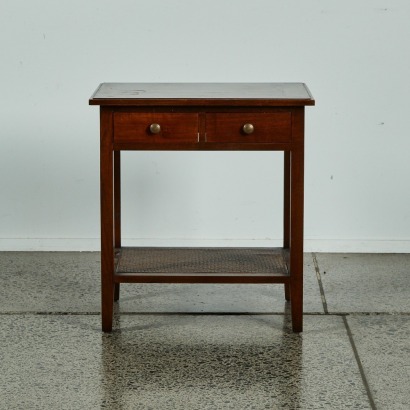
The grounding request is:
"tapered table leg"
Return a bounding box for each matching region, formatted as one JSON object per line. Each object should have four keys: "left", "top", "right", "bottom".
{"left": 283, "top": 151, "right": 291, "bottom": 301}
{"left": 290, "top": 109, "right": 305, "bottom": 333}
{"left": 114, "top": 150, "right": 121, "bottom": 302}
{"left": 100, "top": 107, "right": 114, "bottom": 332}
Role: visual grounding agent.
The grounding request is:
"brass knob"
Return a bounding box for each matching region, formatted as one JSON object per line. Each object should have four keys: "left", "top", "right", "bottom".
{"left": 242, "top": 123, "right": 254, "bottom": 134}
{"left": 149, "top": 123, "right": 161, "bottom": 134}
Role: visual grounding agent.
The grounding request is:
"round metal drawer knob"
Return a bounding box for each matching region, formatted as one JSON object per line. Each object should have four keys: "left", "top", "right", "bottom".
{"left": 242, "top": 123, "right": 254, "bottom": 134}
{"left": 149, "top": 123, "right": 161, "bottom": 134}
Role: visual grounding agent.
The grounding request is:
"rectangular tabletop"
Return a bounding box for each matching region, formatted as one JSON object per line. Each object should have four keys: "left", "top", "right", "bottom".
{"left": 89, "top": 83, "right": 315, "bottom": 106}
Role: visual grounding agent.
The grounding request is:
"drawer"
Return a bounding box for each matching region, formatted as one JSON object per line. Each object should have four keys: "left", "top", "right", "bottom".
{"left": 206, "top": 112, "right": 291, "bottom": 143}
{"left": 114, "top": 112, "right": 199, "bottom": 143}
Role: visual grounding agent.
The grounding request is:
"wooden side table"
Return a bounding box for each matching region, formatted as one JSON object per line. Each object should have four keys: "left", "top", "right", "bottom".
{"left": 89, "top": 83, "right": 315, "bottom": 333}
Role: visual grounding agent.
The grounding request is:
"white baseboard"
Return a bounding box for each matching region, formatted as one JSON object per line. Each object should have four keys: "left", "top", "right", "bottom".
{"left": 1, "top": 238, "right": 410, "bottom": 253}
{"left": 0, "top": 238, "right": 101, "bottom": 251}
{"left": 304, "top": 239, "right": 410, "bottom": 253}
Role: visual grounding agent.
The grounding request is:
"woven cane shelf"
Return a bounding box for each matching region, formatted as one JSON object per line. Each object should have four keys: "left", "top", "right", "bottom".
{"left": 114, "top": 247, "right": 290, "bottom": 284}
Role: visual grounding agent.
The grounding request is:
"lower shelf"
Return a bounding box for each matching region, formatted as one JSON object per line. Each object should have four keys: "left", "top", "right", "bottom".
{"left": 114, "top": 247, "right": 289, "bottom": 284}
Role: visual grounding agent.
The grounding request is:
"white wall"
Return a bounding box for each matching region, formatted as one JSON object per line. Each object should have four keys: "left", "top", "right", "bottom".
{"left": 1, "top": 0, "right": 409, "bottom": 252}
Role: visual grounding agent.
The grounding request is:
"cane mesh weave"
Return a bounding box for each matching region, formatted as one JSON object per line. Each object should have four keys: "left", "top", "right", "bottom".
{"left": 116, "top": 247, "right": 286, "bottom": 274}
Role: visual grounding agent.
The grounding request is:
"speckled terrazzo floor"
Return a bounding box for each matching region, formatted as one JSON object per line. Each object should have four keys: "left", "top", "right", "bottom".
{"left": 0, "top": 252, "right": 409, "bottom": 409}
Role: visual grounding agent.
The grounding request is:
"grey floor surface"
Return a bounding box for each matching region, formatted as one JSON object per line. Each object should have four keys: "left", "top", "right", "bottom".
{"left": 0, "top": 252, "right": 409, "bottom": 409}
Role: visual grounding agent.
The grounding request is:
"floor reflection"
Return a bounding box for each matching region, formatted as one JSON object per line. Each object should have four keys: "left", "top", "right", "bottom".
{"left": 100, "top": 304, "right": 303, "bottom": 408}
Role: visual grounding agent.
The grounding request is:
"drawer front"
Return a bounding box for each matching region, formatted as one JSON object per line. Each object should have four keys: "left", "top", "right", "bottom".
{"left": 206, "top": 112, "right": 291, "bottom": 143}
{"left": 114, "top": 112, "right": 199, "bottom": 143}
